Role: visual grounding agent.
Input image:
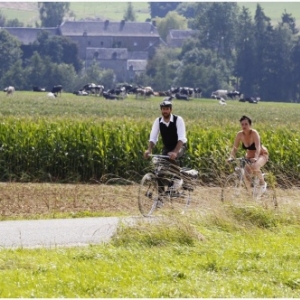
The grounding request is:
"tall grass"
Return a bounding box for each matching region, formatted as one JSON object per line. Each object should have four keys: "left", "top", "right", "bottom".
{"left": 0, "top": 93, "right": 299, "bottom": 184}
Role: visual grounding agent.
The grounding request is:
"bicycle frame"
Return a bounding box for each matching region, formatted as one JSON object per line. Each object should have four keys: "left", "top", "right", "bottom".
{"left": 228, "top": 157, "right": 262, "bottom": 199}
{"left": 138, "top": 154, "right": 198, "bottom": 216}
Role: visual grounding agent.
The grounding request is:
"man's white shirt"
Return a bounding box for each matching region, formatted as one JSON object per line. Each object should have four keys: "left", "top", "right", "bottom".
{"left": 149, "top": 114, "right": 187, "bottom": 145}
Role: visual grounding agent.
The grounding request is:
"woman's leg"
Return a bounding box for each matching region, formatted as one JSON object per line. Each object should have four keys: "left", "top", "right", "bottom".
{"left": 251, "top": 154, "right": 268, "bottom": 185}
{"left": 244, "top": 164, "right": 253, "bottom": 191}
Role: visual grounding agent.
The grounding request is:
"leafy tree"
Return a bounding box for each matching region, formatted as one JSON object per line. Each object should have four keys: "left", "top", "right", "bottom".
{"left": 0, "top": 10, "right": 6, "bottom": 26}
{"left": 234, "top": 7, "right": 256, "bottom": 95}
{"left": 38, "top": 2, "right": 70, "bottom": 27}
{"left": 123, "top": 2, "right": 136, "bottom": 22}
{"left": 26, "top": 51, "right": 47, "bottom": 88}
{"left": 74, "top": 61, "right": 115, "bottom": 90}
{"left": 253, "top": 4, "right": 274, "bottom": 99}
{"left": 281, "top": 10, "right": 298, "bottom": 35}
{"left": 0, "top": 60, "right": 28, "bottom": 89}
{"left": 0, "top": 30, "right": 23, "bottom": 79}
{"left": 156, "top": 11, "right": 188, "bottom": 41}
{"left": 149, "top": 2, "right": 181, "bottom": 18}
{"left": 6, "top": 18, "right": 24, "bottom": 27}
{"left": 146, "top": 46, "right": 180, "bottom": 90}
{"left": 265, "top": 23, "right": 294, "bottom": 101}
{"left": 193, "top": 2, "right": 240, "bottom": 63}
{"left": 291, "top": 37, "right": 300, "bottom": 101}
{"left": 31, "top": 31, "right": 82, "bottom": 72}
{"left": 176, "top": 2, "right": 198, "bottom": 19}
{"left": 177, "top": 48, "right": 231, "bottom": 96}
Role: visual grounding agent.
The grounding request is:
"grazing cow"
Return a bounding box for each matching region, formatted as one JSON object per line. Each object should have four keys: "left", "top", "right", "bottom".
{"left": 3, "top": 86, "right": 15, "bottom": 96}
{"left": 134, "top": 88, "right": 154, "bottom": 99}
{"left": 239, "top": 96, "right": 259, "bottom": 104}
{"left": 157, "top": 91, "right": 171, "bottom": 97}
{"left": 83, "top": 83, "right": 104, "bottom": 96}
{"left": 219, "top": 98, "right": 227, "bottom": 105}
{"left": 227, "top": 90, "right": 241, "bottom": 99}
{"left": 163, "top": 95, "right": 174, "bottom": 102}
{"left": 47, "top": 92, "right": 56, "bottom": 98}
{"left": 73, "top": 90, "right": 89, "bottom": 96}
{"left": 107, "top": 87, "right": 126, "bottom": 96}
{"left": 194, "top": 87, "right": 202, "bottom": 98}
{"left": 175, "top": 93, "right": 189, "bottom": 101}
{"left": 171, "top": 87, "right": 194, "bottom": 97}
{"left": 211, "top": 89, "right": 228, "bottom": 99}
{"left": 120, "top": 84, "right": 134, "bottom": 93}
{"left": 33, "top": 86, "right": 46, "bottom": 92}
{"left": 51, "top": 85, "right": 63, "bottom": 97}
{"left": 103, "top": 91, "right": 123, "bottom": 100}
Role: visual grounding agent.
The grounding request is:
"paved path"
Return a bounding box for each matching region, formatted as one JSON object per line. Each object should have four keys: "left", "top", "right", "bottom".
{"left": 0, "top": 217, "right": 123, "bottom": 249}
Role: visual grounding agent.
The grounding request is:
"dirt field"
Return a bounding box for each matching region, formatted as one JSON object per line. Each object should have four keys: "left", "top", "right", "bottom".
{"left": 0, "top": 182, "right": 299, "bottom": 219}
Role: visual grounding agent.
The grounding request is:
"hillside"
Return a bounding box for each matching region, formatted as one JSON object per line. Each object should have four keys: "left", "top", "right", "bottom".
{"left": 1, "top": 2, "right": 300, "bottom": 27}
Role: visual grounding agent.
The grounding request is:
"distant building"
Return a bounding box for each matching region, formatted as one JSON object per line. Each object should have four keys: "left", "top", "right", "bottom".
{"left": 59, "top": 20, "right": 162, "bottom": 61}
{"left": 166, "top": 29, "right": 199, "bottom": 48}
{"left": 0, "top": 20, "right": 168, "bottom": 81}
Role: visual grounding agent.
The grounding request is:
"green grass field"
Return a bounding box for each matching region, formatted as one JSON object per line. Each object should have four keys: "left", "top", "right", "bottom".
{"left": 1, "top": 209, "right": 300, "bottom": 297}
{"left": 0, "top": 91, "right": 299, "bottom": 297}
{"left": 1, "top": 2, "right": 300, "bottom": 26}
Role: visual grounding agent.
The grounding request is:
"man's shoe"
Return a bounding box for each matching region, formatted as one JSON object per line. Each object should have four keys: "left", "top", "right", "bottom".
{"left": 261, "top": 182, "right": 267, "bottom": 194}
{"left": 260, "top": 182, "right": 267, "bottom": 195}
{"left": 156, "top": 199, "right": 164, "bottom": 208}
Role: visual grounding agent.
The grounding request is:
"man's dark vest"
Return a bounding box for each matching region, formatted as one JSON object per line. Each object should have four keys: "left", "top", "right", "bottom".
{"left": 159, "top": 115, "right": 178, "bottom": 150}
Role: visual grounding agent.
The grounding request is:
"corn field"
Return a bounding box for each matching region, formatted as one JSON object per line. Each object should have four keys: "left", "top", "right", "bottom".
{"left": 0, "top": 116, "right": 299, "bottom": 185}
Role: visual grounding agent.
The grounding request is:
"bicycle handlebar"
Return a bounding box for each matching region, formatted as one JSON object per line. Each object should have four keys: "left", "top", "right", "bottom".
{"left": 228, "top": 157, "right": 252, "bottom": 164}
{"left": 148, "top": 154, "right": 170, "bottom": 159}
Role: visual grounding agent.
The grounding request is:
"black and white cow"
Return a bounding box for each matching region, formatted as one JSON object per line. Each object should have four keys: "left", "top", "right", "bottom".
{"left": 33, "top": 86, "right": 46, "bottom": 92}
{"left": 83, "top": 83, "right": 104, "bottom": 96}
{"left": 175, "top": 93, "right": 189, "bottom": 101}
{"left": 3, "top": 86, "right": 15, "bottom": 95}
{"left": 227, "top": 90, "right": 241, "bottom": 99}
{"left": 51, "top": 85, "right": 63, "bottom": 97}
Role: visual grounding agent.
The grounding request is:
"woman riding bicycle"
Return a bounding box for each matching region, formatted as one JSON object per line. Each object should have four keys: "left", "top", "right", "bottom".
{"left": 228, "top": 115, "right": 269, "bottom": 194}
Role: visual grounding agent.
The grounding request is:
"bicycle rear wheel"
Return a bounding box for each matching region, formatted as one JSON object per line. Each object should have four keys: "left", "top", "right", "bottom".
{"left": 138, "top": 173, "right": 159, "bottom": 217}
{"left": 221, "top": 174, "right": 249, "bottom": 203}
{"left": 254, "top": 184, "right": 278, "bottom": 209}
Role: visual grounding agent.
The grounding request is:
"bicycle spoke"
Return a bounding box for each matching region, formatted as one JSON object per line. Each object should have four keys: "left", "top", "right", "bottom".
{"left": 221, "top": 174, "right": 248, "bottom": 203}
{"left": 138, "top": 173, "right": 159, "bottom": 217}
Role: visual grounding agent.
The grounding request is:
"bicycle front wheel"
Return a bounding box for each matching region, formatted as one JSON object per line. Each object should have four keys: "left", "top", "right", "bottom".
{"left": 221, "top": 174, "right": 248, "bottom": 203}
{"left": 138, "top": 173, "right": 159, "bottom": 217}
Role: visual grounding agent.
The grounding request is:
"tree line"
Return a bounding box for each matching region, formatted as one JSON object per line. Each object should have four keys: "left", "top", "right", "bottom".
{"left": 1, "top": 2, "right": 300, "bottom": 101}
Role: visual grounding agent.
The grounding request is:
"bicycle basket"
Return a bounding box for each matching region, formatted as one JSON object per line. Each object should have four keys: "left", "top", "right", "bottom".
{"left": 181, "top": 168, "right": 198, "bottom": 179}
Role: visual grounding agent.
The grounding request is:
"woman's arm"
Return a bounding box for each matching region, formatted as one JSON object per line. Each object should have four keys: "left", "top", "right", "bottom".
{"left": 229, "top": 132, "right": 241, "bottom": 159}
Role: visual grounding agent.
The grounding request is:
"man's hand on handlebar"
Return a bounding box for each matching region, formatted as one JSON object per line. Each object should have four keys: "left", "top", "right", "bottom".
{"left": 168, "top": 151, "right": 177, "bottom": 160}
{"left": 144, "top": 149, "right": 152, "bottom": 159}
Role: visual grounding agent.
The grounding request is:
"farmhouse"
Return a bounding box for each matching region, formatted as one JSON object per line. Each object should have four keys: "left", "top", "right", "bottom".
{"left": 1, "top": 19, "right": 163, "bottom": 81}
{"left": 166, "top": 29, "right": 199, "bottom": 48}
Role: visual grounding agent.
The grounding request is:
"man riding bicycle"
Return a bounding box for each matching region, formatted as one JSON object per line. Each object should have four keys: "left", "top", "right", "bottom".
{"left": 144, "top": 100, "right": 187, "bottom": 161}
{"left": 143, "top": 100, "right": 187, "bottom": 197}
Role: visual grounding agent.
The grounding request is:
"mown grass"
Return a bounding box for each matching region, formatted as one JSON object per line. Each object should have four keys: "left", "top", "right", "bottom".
{"left": 1, "top": 207, "right": 300, "bottom": 297}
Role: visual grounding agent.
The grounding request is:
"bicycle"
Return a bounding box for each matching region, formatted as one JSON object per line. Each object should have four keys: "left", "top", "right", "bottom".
{"left": 221, "top": 157, "right": 277, "bottom": 208}
{"left": 138, "top": 154, "right": 199, "bottom": 217}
